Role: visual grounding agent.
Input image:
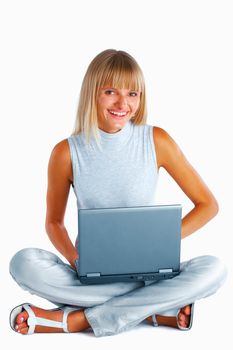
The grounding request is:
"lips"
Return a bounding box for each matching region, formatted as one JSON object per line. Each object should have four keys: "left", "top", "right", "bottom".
{"left": 108, "top": 110, "right": 129, "bottom": 118}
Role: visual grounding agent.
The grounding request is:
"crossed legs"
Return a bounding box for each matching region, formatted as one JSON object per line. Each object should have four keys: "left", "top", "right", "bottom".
{"left": 9, "top": 248, "right": 228, "bottom": 336}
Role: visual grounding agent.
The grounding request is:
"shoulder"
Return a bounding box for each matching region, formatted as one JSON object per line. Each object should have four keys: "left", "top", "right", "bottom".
{"left": 48, "top": 138, "right": 73, "bottom": 182}
{"left": 50, "top": 138, "right": 71, "bottom": 162}
{"left": 152, "top": 126, "right": 182, "bottom": 168}
{"left": 153, "top": 126, "right": 174, "bottom": 144}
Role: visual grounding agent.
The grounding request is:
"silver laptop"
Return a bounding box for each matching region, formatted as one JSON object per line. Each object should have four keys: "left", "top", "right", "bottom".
{"left": 75, "top": 204, "right": 182, "bottom": 284}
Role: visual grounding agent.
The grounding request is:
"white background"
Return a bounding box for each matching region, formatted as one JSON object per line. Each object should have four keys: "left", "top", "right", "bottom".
{"left": 1, "top": 0, "right": 232, "bottom": 348}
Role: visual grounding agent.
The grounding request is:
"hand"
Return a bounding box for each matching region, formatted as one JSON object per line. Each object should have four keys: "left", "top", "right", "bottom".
{"left": 66, "top": 250, "right": 79, "bottom": 268}
{"left": 70, "top": 257, "right": 79, "bottom": 270}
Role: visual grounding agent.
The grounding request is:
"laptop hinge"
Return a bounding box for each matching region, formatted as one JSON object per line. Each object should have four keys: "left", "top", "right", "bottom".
{"left": 86, "top": 273, "right": 101, "bottom": 277}
{"left": 159, "top": 268, "right": 173, "bottom": 273}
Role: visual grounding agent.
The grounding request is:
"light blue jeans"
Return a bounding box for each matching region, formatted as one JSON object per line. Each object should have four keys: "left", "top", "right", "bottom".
{"left": 9, "top": 248, "right": 228, "bottom": 337}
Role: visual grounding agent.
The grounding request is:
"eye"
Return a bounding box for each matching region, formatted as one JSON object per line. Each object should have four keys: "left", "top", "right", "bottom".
{"left": 129, "top": 92, "right": 138, "bottom": 97}
{"left": 105, "top": 90, "right": 114, "bottom": 95}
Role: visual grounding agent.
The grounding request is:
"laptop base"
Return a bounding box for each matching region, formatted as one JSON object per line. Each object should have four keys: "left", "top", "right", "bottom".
{"left": 78, "top": 271, "right": 180, "bottom": 285}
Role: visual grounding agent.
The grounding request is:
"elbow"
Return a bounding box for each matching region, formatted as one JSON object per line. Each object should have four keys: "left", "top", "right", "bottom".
{"left": 208, "top": 190, "right": 219, "bottom": 217}
{"left": 199, "top": 196, "right": 219, "bottom": 220}
{"left": 45, "top": 221, "right": 52, "bottom": 236}
{"left": 211, "top": 197, "right": 219, "bottom": 218}
{"left": 45, "top": 220, "right": 64, "bottom": 235}
{"left": 45, "top": 219, "right": 52, "bottom": 234}
{"left": 194, "top": 193, "right": 219, "bottom": 221}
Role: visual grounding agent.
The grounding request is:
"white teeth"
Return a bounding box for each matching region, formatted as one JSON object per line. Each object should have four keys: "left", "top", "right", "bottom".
{"left": 109, "top": 110, "right": 128, "bottom": 116}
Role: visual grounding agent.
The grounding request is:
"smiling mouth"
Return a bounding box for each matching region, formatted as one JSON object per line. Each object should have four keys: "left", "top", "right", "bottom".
{"left": 107, "top": 110, "right": 129, "bottom": 118}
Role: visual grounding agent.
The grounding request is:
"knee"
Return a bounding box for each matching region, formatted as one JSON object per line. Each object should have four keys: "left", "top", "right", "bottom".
{"left": 197, "top": 255, "right": 228, "bottom": 286}
{"left": 9, "top": 248, "right": 38, "bottom": 280}
{"left": 9, "top": 247, "right": 58, "bottom": 282}
{"left": 208, "top": 255, "right": 228, "bottom": 278}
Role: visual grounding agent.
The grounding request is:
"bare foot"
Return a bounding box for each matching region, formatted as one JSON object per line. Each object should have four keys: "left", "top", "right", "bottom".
{"left": 146, "top": 305, "right": 191, "bottom": 329}
{"left": 14, "top": 306, "right": 91, "bottom": 334}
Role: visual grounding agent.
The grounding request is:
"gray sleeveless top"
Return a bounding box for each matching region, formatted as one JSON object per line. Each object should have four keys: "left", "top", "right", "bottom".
{"left": 67, "top": 120, "right": 159, "bottom": 209}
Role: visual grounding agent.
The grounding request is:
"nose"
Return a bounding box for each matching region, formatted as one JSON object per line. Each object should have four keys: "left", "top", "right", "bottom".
{"left": 115, "top": 94, "right": 128, "bottom": 109}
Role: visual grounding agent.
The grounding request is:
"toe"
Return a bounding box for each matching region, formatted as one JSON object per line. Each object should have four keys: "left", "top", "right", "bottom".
{"left": 182, "top": 305, "right": 191, "bottom": 316}
{"left": 178, "top": 312, "right": 190, "bottom": 328}
{"left": 179, "top": 319, "right": 187, "bottom": 328}
{"left": 178, "top": 313, "right": 185, "bottom": 322}
{"left": 19, "top": 327, "right": 29, "bottom": 335}
{"left": 15, "top": 321, "right": 29, "bottom": 333}
{"left": 16, "top": 311, "right": 28, "bottom": 324}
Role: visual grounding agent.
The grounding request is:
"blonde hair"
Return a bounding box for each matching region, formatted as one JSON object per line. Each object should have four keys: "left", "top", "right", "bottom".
{"left": 71, "top": 49, "right": 148, "bottom": 148}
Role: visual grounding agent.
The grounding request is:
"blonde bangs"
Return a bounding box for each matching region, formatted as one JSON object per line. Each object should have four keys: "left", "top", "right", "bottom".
{"left": 96, "top": 60, "right": 144, "bottom": 94}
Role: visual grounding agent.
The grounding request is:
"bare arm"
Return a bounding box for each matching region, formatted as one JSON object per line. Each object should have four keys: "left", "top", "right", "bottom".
{"left": 153, "top": 127, "right": 219, "bottom": 239}
{"left": 45, "top": 139, "right": 78, "bottom": 268}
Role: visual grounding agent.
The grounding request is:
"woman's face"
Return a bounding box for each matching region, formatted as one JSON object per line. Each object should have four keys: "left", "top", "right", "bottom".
{"left": 96, "top": 87, "right": 141, "bottom": 133}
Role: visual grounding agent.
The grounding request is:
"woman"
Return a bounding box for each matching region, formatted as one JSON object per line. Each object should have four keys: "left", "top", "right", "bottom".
{"left": 9, "top": 49, "right": 227, "bottom": 337}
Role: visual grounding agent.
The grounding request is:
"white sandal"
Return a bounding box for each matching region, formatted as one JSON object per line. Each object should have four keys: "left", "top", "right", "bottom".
{"left": 9, "top": 303, "right": 83, "bottom": 334}
{"left": 151, "top": 303, "right": 195, "bottom": 330}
